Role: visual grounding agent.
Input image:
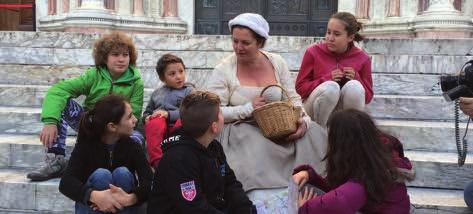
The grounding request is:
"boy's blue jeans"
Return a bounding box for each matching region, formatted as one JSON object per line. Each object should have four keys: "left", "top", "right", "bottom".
{"left": 47, "top": 99, "right": 145, "bottom": 156}
{"left": 75, "top": 167, "right": 137, "bottom": 214}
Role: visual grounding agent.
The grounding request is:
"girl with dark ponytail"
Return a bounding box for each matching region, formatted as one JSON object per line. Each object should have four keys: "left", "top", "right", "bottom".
{"left": 295, "top": 11, "right": 373, "bottom": 127}
{"left": 59, "top": 95, "right": 152, "bottom": 214}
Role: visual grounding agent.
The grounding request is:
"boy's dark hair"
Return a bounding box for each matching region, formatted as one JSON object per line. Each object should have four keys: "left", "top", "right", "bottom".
{"left": 156, "top": 54, "right": 186, "bottom": 81}
{"left": 325, "top": 109, "right": 397, "bottom": 203}
{"left": 77, "top": 95, "right": 128, "bottom": 144}
{"left": 180, "top": 91, "right": 221, "bottom": 138}
{"left": 93, "top": 32, "right": 137, "bottom": 69}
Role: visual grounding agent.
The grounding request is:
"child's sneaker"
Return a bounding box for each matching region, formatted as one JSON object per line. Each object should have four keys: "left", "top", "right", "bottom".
{"left": 26, "top": 153, "right": 67, "bottom": 181}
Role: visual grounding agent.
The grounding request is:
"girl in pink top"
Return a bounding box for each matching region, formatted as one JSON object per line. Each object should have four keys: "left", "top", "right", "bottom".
{"left": 293, "top": 109, "right": 413, "bottom": 214}
{"left": 295, "top": 12, "right": 373, "bottom": 126}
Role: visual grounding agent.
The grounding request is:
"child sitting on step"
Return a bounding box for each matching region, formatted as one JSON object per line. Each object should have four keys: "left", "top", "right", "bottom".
{"left": 293, "top": 109, "right": 414, "bottom": 214}
{"left": 27, "top": 32, "right": 145, "bottom": 181}
{"left": 59, "top": 95, "right": 152, "bottom": 214}
{"left": 147, "top": 91, "right": 255, "bottom": 213}
{"left": 143, "top": 53, "right": 193, "bottom": 168}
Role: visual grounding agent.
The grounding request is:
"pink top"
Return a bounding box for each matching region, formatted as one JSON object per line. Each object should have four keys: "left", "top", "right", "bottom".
{"left": 295, "top": 42, "right": 373, "bottom": 104}
{"left": 294, "top": 134, "right": 412, "bottom": 214}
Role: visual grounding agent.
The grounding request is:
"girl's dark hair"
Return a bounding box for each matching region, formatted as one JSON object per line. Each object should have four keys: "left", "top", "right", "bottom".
{"left": 231, "top": 25, "right": 267, "bottom": 48}
{"left": 93, "top": 32, "right": 137, "bottom": 69}
{"left": 156, "top": 54, "right": 186, "bottom": 80}
{"left": 325, "top": 109, "right": 397, "bottom": 203}
{"left": 330, "top": 12, "right": 364, "bottom": 42}
{"left": 77, "top": 95, "right": 128, "bottom": 144}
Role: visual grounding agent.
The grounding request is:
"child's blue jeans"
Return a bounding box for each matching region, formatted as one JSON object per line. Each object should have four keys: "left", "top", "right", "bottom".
{"left": 48, "top": 99, "right": 145, "bottom": 156}
{"left": 75, "top": 167, "right": 137, "bottom": 214}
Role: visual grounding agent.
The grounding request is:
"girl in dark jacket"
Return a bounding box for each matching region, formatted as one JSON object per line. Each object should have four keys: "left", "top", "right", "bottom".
{"left": 293, "top": 109, "right": 414, "bottom": 214}
{"left": 59, "top": 95, "right": 152, "bottom": 214}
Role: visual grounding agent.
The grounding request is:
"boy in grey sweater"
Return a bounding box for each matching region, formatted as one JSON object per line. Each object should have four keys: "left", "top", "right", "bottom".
{"left": 144, "top": 54, "right": 193, "bottom": 167}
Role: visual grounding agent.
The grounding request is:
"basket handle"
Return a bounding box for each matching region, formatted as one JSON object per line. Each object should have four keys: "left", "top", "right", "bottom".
{"left": 259, "top": 84, "right": 292, "bottom": 103}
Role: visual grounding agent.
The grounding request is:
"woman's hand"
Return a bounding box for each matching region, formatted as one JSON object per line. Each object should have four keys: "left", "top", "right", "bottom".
{"left": 109, "top": 184, "right": 137, "bottom": 207}
{"left": 460, "top": 97, "right": 473, "bottom": 117}
{"left": 286, "top": 118, "right": 307, "bottom": 141}
{"left": 331, "top": 69, "right": 344, "bottom": 82}
{"left": 40, "top": 124, "right": 58, "bottom": 148}
{"left": 293, "top": 170, "right": 309, "bottom": 189}
{"left": 298, "top": 186, "right": 316, "bottom": 208}
{"left": 90, "top": 189, "right": 123, "bottom": 213}
{"left": 343, "top": 67, "right": 356, "bottom": 80}
{"left": 252, "top": 96, "right": 266, "bottom": 109}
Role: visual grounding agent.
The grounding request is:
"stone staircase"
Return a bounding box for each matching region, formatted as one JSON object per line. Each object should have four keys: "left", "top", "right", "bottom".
{"left": 0, "top": 31, "right": 472, "bottom": 213}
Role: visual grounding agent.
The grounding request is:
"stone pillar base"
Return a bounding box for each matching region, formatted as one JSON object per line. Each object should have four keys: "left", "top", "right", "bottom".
{"left": 38, "top": 9, "right": 187, "bottom": 34}
{"left": 412, "top": 13, "right": 473, "bottom": 38}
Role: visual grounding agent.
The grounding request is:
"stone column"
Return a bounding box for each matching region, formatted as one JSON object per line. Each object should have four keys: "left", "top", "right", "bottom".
{"left": 63, "top": 0, "right": 70, "bottom": 13}
{"left": 355, "top": 0, "right": 370, "bottom": 19}
{"left": 133, "top": 0, "right": 144, "bottom": 16}
{"left": 387, "top": 0, "right": 400, "bottom": 17}
{"left": 48, "top": 0, "right": 57, "bottom": 15}
{"left": 105, "top": 0, "right": 115, "bottom": 10}
{"left": 163, "top": 0, "right": 177, "bottom": 17}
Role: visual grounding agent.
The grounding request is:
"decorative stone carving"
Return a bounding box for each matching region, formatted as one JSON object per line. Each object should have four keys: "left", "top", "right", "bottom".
{"left": 163, "top": 0, "right": 178, "bottom": 17}
{"left": 355, "top": 0, "right": 370, "bottom": 19}
{"left": 386, "top": 0, "right": 400, "bottom": 17}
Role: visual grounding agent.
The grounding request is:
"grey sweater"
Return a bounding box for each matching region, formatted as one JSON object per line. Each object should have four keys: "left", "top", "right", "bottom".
{"left": 143, "top": 84, "right": 193, "bottom": 126}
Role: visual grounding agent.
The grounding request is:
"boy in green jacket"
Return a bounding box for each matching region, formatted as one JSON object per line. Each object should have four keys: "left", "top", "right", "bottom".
{"left": 27, "top": 32, "right": 145, "bottom": 181}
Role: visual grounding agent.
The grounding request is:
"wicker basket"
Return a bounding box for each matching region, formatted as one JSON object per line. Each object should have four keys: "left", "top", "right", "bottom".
{"left": 252, "top": 84, "right": 300, "bottom": 139}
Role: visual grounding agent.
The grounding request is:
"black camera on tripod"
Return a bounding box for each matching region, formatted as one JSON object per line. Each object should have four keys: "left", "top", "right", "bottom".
{"left": 440, "top": 60, "right": 473, "bottom": 101}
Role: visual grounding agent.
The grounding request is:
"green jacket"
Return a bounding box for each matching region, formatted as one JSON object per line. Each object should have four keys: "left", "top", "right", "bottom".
{"left": 41, "top": 66, "right": 144, "bottom": 125}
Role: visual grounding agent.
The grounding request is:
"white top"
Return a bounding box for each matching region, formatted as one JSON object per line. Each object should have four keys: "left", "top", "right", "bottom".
{"left": 207, "top": 50, "right": 311, "bottom": 126}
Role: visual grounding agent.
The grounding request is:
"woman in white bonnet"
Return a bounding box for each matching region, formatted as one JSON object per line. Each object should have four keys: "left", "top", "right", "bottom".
{"left": 206, "top": 13, "right": 328, "bottom": 211}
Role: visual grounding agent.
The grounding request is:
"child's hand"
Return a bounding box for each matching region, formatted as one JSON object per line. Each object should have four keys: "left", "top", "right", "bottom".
{"left": 152, "top": 110, "right": 168, "bottom": 119}
{"left": 298, "top": 186, "right": 316, "bottom": 208}
{"left": 331, "top": 68, "right": 344, "bottom": 82}
{"left": 343, "top": 67, "right": 356, "bottom": 80}
{"left": 40, "top": 124, "right": 58, "bottom": 148}
{"left": 293, "top": 170, "right": 309, "bottom": 189}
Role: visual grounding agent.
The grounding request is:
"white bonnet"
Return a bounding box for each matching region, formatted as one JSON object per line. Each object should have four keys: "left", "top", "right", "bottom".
{"left": 228, "top": 13, "right": 269, "bottom": 39}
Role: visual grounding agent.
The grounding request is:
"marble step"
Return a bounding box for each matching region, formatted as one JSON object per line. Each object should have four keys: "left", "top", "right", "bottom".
{"left": 0, "top": 97, "right": 463, "bottom": 135}
{"left": 408, "top": 187, "right": 470, "bottom": 214}
{"left": 3, "top": 32, "right": 472, "bottom": 56}
{"left": 1, "top": 32, "right": 471, "bottom": 73}
{"left": 0, "top": 77, "right": 444, "bottom": 109}
{"left": 0, "top": 168, "right": 73, "bottom": 213}
{"left": 377, "top": 119, "right": 470, "bottom": 153}
{"left": 0, "top": 167, "right": 468, "bottom": 213}
{"left": 0, "top": 118, "right": 469, "bottom": 156}
{"left": 0, "top": 45, "right": 469, "bottom": 75}
{"left": 1, "top": 133, "right": 473, "bottom": 189}
{"left": 0, "top": 64, "right": 444, "bottom": 96}
{"left": 405, "top": 151, "right": 473, "bottom": 190}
